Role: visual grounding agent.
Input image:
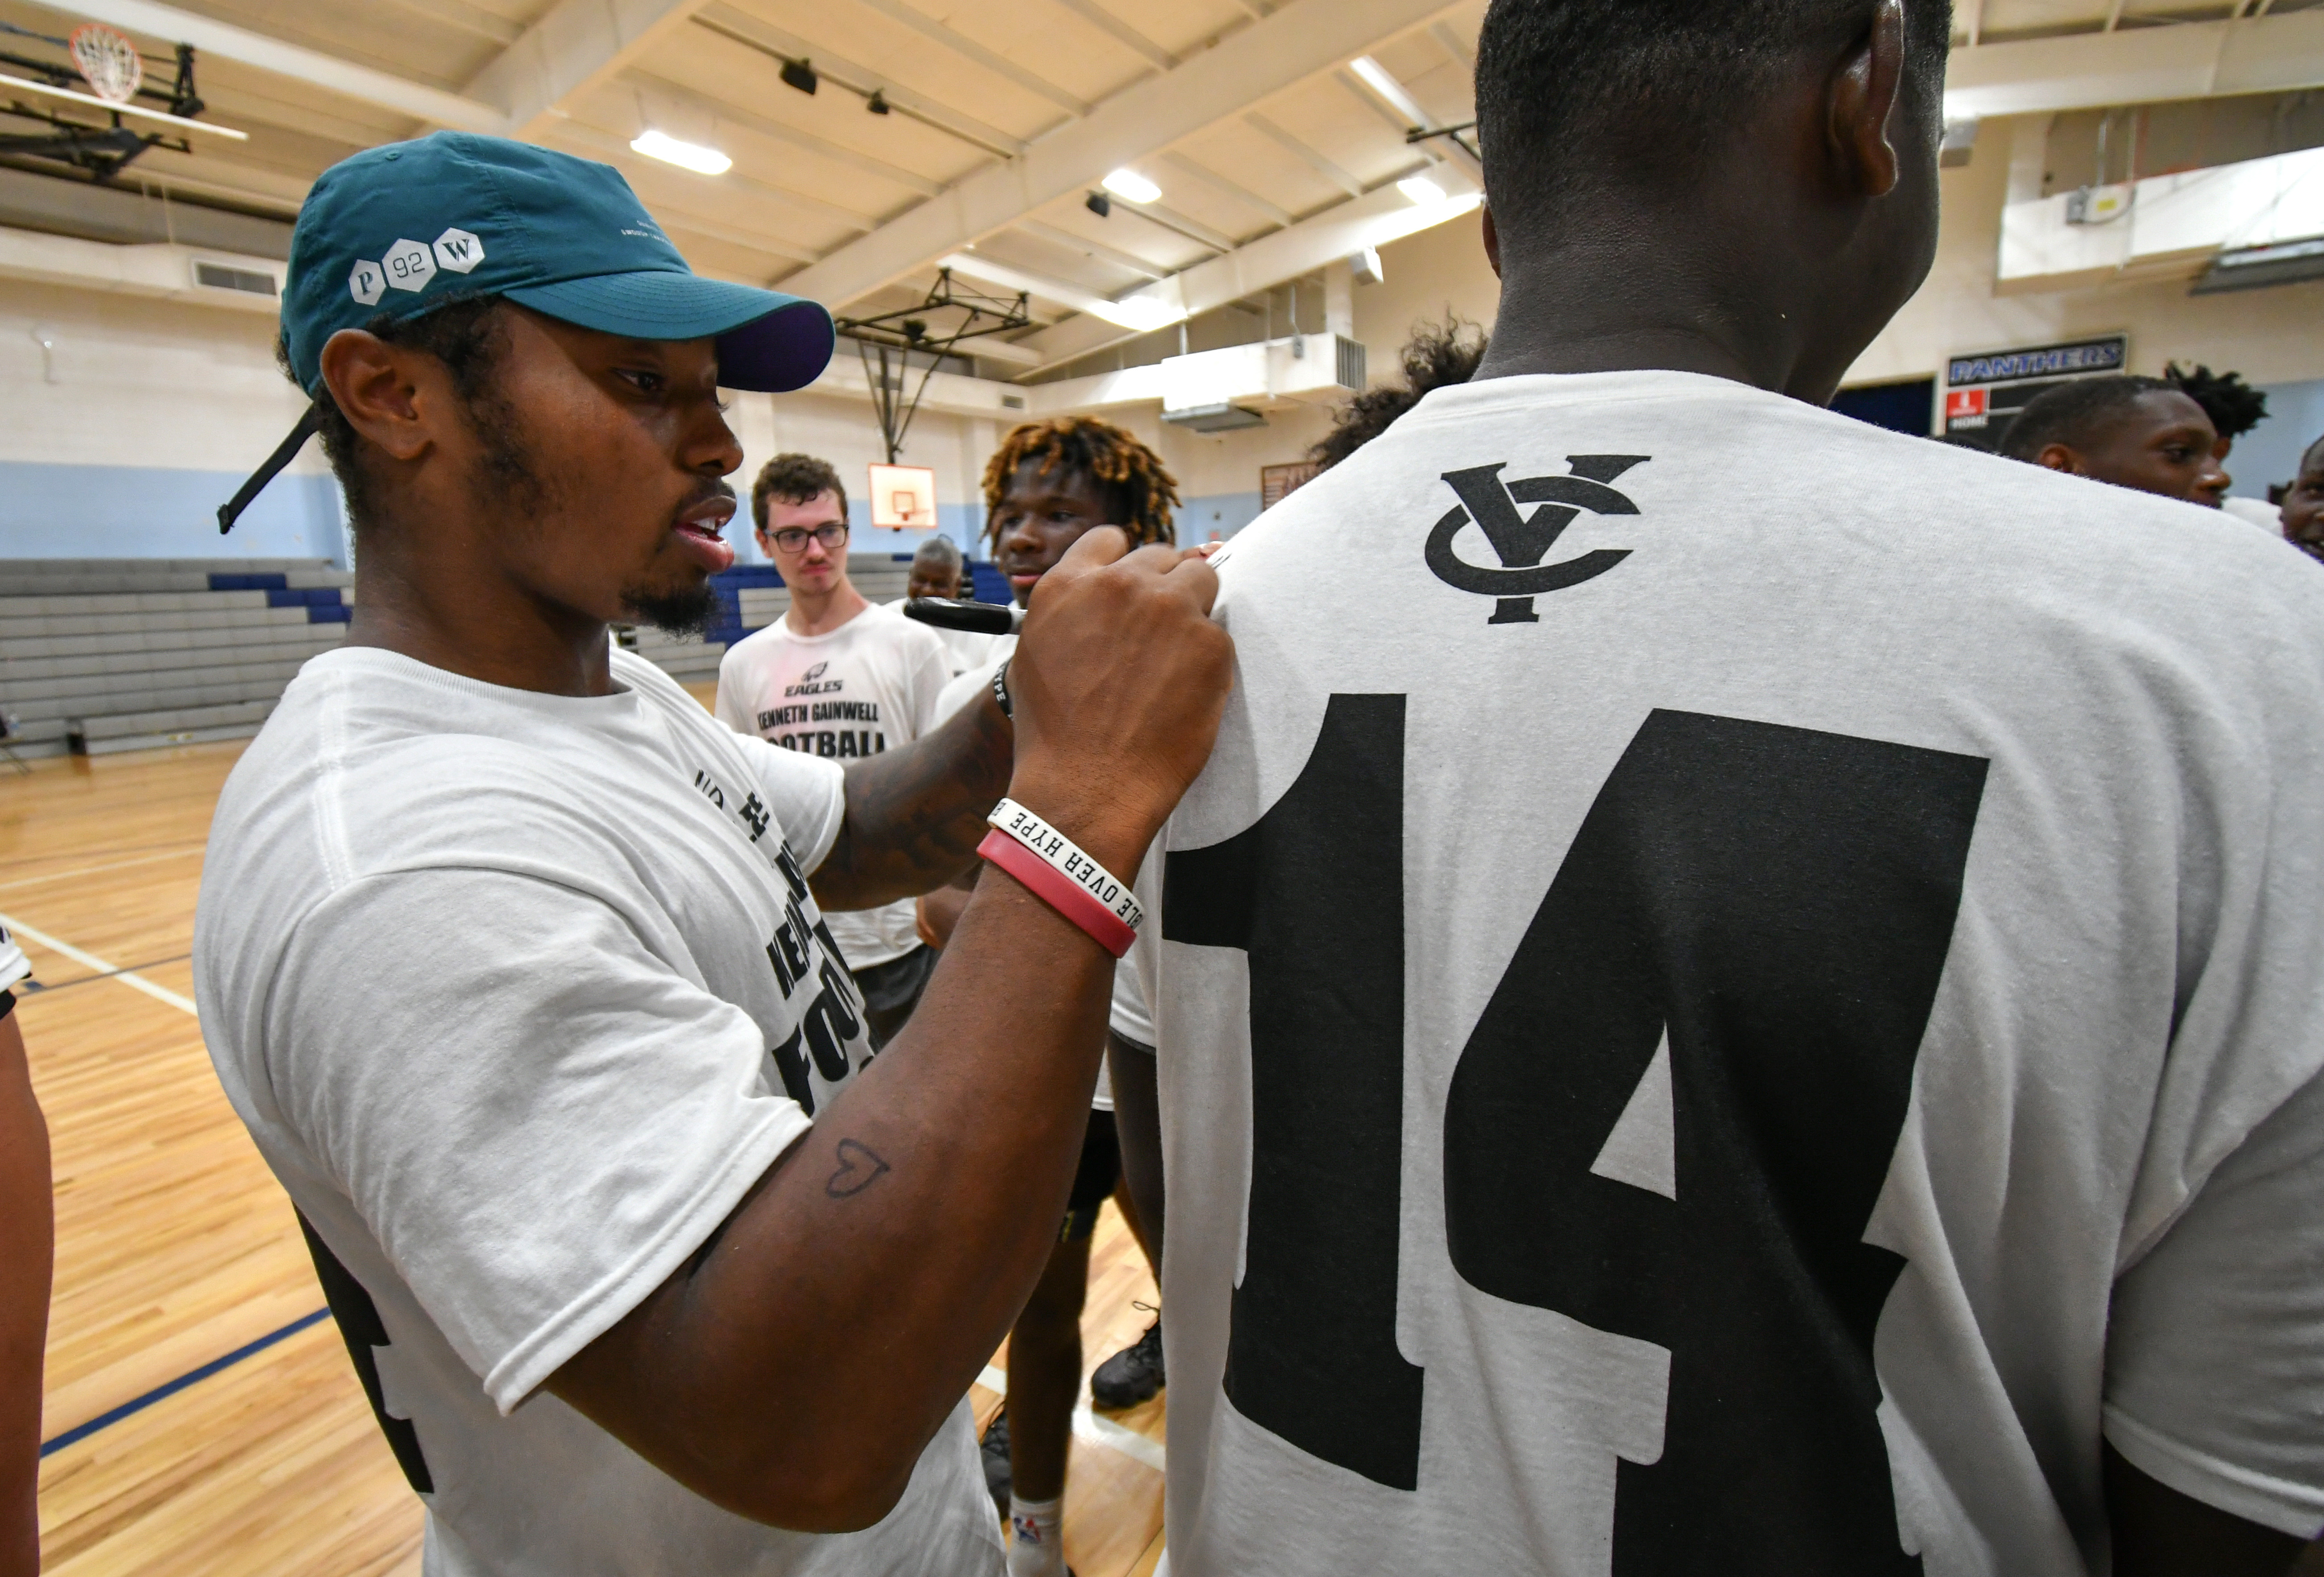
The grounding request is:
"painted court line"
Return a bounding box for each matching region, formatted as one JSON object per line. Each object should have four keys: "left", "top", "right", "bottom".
{"left": 0, "top": 845, "right": 204, "bottom": 894}
{"left": 978, "top": 1363, "right": 1166, "bottom": 1472}
{"left": 40, "top": 1310, "right": 331, "bottom": 1457}
{"left": 0, "top": 910, "right": 198, "bottom": 1017}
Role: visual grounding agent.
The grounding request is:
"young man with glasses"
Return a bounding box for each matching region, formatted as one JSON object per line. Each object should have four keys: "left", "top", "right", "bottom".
{"left": 716, "top": 454, "right": 953, "bottom": 1045}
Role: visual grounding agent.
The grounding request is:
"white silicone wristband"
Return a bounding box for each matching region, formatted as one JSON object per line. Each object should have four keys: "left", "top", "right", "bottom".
{"left": 986, "top": 798, "right": 1146, "bottom": 936}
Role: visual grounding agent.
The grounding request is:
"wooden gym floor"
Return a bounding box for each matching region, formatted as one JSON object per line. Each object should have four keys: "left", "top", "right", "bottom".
{"left": 1, "top": 708, "right": 1166, "bottom": 1576}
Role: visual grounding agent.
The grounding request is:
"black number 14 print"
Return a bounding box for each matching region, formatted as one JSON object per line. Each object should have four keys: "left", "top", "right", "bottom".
{"left": 1165, "top": 696, "right": 1986, "bottom": 1572}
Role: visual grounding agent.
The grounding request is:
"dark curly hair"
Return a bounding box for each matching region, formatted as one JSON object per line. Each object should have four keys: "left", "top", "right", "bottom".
{"left": 753, "top": 454, "right": 848, "bottom": 532}
{"left": 2166, "top": 363, "right": 2268, "bottom": 444}
{"left": 277, "top": 296, "right": 511, "bottom": 534}
{"left": 1312, "top": 316, "right": 1488, "bottom": 471}
{"left": 982, "top": 417, "right": 1179, "bottom": 549}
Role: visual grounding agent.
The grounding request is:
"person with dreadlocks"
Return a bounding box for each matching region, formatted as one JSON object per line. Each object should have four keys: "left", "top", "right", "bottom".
{"left": 1310, "top": 315, "right": 1490, "bottom": 472}
{"left": 917, "top": 418, "right": 1178, "bottom": 1577}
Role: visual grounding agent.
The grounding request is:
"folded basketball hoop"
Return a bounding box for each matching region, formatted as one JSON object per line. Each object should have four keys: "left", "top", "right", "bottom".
{"left": 69, "top": 23, "right": 143, "bottom": 105}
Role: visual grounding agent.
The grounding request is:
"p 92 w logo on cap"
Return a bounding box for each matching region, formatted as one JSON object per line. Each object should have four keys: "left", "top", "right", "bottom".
{"left": 347, "top": 225, "right": 485, "bottom": 305}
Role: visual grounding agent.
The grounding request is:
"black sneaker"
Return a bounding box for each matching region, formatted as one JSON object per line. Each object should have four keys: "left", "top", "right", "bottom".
{"left": 1090, "top": 1313, "right": 1163, "bottom": 1410}
{"left": 980, "top": 1408, "right": 1011, "bottom": 1514}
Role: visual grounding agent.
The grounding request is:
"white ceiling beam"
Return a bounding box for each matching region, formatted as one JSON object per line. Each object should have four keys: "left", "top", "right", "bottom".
{"left": 1427, "top": 20, "right": 1473, "bottom": 70}
{"left": 777, "top": 0, "right": 1461, "bottom": 312}
{"left": 1126, "top": 200, "right": 1239, "bottom": 254}
{"left": 547, "top": 119, "right": 876, "bottom": 233}
{"left": 1044, "top": 0, "right": 1179, "bottom": 71}
{"left": 1346, "top": 56, "right": 1429, "bottom": 128}
{"left": 655, "top": 211, "right": 821, "bottom": 267}
{"left": 1244, "top": 111, "right": 1366, "bottom": 197}
{"left": 843, "top": 0, "right": 1091, "bottom": 117}
{"left": 1163, "top": 151, "right": 1296, "bottom": 228}
{"left": 692, "top": 6, "right": 1027, "bottom": 161}
{"left": 627, "top": 71, "right": 944, "bottom": 197}
{"left": 1018, "top": 217, "right": 1173, "bottom": 281}
{"left": 1945, "top": 10, "right": 2324, "bottom": 119}
{"left": 1013, "top": 167, "right": 1483, "bottom": 374}
{"left": 463, "top": 0, "right": 716, "bottom": 136}
{"left": 942, "top": 250, "right": 1179, "bottom": 331}
{"left": 1347, "top": 54, "right": 1482, "bottom": 180}
{"left": 44, "top": 0, "right": 506, "bottom": 131}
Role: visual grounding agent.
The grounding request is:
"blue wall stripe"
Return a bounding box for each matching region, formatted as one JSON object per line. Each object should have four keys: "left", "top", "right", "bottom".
{"left": 0, "top": 462, "right": 349, "bottom": 566}
{"left": 39, "top": 1308, "right": 332, "bottom": 1458}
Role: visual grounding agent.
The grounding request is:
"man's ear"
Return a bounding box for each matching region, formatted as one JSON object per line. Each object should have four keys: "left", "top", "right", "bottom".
{"left": 1482, "top": 204, "right": 1503, "bottom": 280}
{"left": 2036, "top": 443, "right": 2086, "bottom": 477}
{"left": 318, "top": 328, "right": 434, "bottom": 463}
{"left": 1828, "top": 0, "right": 1907, "bottom": 199}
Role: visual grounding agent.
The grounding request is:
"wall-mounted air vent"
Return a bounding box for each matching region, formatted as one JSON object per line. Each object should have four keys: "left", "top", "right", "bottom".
{"left": 192, "top": 261, "right": 279, "bottom": 297}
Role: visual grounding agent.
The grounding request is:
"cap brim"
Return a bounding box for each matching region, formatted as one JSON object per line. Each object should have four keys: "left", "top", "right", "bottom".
{"left": 503, "top": 271, "right": 835, "bottom": 393}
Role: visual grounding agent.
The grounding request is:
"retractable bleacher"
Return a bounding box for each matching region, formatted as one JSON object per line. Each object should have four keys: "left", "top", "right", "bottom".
{"left": 0, "top": 553, "right": 977, "bottom": 760}
{"left": 630, "top": 555, "right": 924, "bottom": 684}
{"left": 0, "top": 559, "right": 352, "bottom": 758}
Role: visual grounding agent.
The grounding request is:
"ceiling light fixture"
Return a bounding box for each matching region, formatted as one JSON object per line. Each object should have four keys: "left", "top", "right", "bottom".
{"left": 1101, "top": 168, "right": 1161, "bottom": 205}
{"left": 1396, "top": 174, "right": 1446, "bottom": 206}
{"left": 631, "top": 129, "right": 732, "bottom": 176}
{"left": 781, "top": 57, "right": 819, "bottom": 95}
{"left": 867, "top": 90, "right": 890, "bottom": 115}
{"left": 1085, "top": 190, "right": 1113, "bottom": 218}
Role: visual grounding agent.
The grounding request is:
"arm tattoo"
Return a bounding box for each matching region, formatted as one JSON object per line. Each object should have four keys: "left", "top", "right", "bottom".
{"left": 813, "top": 692, "right": 1014, "bottom": 910}
{"left": 825, "top": 1138, "right": 893, "bottom": 1199}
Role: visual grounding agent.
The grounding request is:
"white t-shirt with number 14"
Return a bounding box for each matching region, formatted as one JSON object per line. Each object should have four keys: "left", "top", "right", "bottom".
{"left": 718, "top": 603, "right": 951, "bottom": 971}
{"left": 1146, "top": 369, "right": 2324, "bottom": 1577}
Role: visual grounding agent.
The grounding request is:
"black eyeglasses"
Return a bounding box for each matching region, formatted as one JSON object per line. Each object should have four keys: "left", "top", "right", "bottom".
{"left": 768, "top": 522, "right": 849, "bottom": 554}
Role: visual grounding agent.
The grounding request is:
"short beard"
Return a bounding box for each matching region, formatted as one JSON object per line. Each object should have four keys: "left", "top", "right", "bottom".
{"left": 621, "top": 581, "right": 720, "bottom": 638}
{"left": 461, "top": 371, "right": 718, "bottom": 637}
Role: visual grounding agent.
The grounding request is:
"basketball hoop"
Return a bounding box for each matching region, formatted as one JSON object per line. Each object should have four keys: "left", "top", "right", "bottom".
{"left": 69, "top": 24, "right": 144, "bottom": 106}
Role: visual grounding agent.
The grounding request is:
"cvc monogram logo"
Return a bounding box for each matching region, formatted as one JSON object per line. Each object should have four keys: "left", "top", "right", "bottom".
{"left": 1425, "top": 456, "right": 1649, "bottom": 625}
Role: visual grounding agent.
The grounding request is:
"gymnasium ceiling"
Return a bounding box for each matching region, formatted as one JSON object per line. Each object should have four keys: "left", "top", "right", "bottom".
{"left": 2, "top": 0, "right": 2322, "bottom": 376}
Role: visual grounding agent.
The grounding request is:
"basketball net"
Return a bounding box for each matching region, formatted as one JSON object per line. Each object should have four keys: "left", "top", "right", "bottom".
{"left": 69, "top": 24, "right": 143, "bottom": 105}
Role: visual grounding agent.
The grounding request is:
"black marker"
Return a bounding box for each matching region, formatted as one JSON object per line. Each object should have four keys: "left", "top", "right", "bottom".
{"left": 903, "top": 598, "right": 1026, "bottom": 636}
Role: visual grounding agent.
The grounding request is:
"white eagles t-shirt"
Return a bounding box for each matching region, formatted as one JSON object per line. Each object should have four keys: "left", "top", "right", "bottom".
{"left": 933, "top": 642, "right": 1137, "bottom": 1112}
{"left": 717, "top": 605, "right": 951, "bottom": 972}
{"left": 195, "top": 645, "right": 1000, "bottom": 1577}
{"left": 888, "top": 597, "right": 1001, "bottom": 677}
{"left": 1142, "top": 369, "right": 2324, "bottom": 1576}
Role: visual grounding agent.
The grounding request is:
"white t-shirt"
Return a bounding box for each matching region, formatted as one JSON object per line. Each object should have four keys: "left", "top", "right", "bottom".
{"left": 933, "top": 640, "right": 1134, "bottom": 1112}
{"left": 888, "top": 597, "right": 1001, "bottom": 676}
{"left": 718, "top": 604, "right": 951, "bottom": 972}
{"left": 1141, "top": 370, "right": 2324, "bottom": 1576}
{"left": 194, "top": 645, "right": 1000, "bottom": 1577}
{"left": 0, "top": 922, "right": 26, "bottom": 995}
{"left": 2222, "top": 495, "right": 2287, "bottom": 535}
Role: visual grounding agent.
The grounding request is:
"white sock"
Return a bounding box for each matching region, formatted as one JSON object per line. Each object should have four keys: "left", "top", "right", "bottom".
{"left": 1007, "top": 1493, "right": 1066, "bottom": 1577}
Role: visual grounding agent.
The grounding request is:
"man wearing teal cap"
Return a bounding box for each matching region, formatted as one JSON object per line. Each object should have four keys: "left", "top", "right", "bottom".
{"left": 193, "top": 133, "right": 1232, "bottom": 1575}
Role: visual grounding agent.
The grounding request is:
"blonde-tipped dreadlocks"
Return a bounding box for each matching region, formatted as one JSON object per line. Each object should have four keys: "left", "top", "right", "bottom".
{"left": 982, "top": 417, "right": 1180, "bottom": 550}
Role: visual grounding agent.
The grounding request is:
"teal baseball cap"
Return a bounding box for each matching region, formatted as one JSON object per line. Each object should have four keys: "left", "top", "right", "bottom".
{"left": 221, "top": 132, "right": 836, "bottom": 531}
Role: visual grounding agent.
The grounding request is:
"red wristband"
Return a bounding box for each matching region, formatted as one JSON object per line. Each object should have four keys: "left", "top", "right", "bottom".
{"left": 979, "top": 828, "right": 1139, "bottom": 958}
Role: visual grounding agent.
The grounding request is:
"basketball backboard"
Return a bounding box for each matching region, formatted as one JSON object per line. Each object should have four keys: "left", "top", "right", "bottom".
{"left": 869, "top": 463, "right": 938, "bottom": 529}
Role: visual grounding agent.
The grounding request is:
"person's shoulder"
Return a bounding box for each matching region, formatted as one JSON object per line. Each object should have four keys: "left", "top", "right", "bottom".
{"left": 854, "top": 599, "right": 946, "bottom": 658}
